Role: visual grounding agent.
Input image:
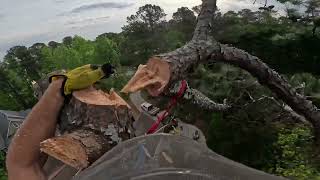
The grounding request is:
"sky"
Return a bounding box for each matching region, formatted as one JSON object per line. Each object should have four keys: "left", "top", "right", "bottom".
{"left": 0, "top": 0, "right": 284, "bottom": 60}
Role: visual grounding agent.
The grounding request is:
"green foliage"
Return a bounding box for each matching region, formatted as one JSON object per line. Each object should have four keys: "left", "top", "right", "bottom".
{"left": 0, "top": 152, "right": 7, "bottom": 180}
{"left": 289, "top": 73, "right": 320, "bottom": 108}
{"left": 290, "top": 73, "right": 320, "bottom": 94}
{"left": 41, "top": 35, "right": 120, "bottom": 73}
{"left": 0, "top": 34, "right": 122, "bottom": 111}
{"left": 41, "top": 45, "right": 83, "bottom": 71}
{"left": 120, "top": 4, "right": 168, "bottom": 66}
{"left": 5, "top": 46, "right": 41, "bottom": 80}
{"left": 207, "top": 110, "right": 278, "bottom": 170}
{"left": 94, "top": 37, "right": 120, "bottom": 66}
{"left": 212, "top": 8, "right": 320, "bottom": 75}
{"left": 126, "top": 4, "right": 166, "bottom": 30}
{"left": 0, "top": 66, "right": 36, "bottom": 109}
{"left": 97, "top": 67, "right": 132, "bottom": 92}
{"left": 170, "top": 7, "right": 196, "bottom": 41}
{"left": 272, "top": 127, "right": 319, "bottom": 179}
{"left": 173, "top": 64, "right": 320, "bottom": 179}
{"left": 0, "top": 92, "right": 19, "bottom": 110}
{"left": 277, "top": 0, "right": 303, "bottom": 5}
{"left": 96, "top": 33, "right": 125, "bottom": 47}
{"left": 163, "top": 30, "right": 185, "bottom": 50}
{"left": 120, "top": 4, "right": 195, "bottom": 66}
{"left": 41, "top": 36, "right": 95, "bottom": 72}
{"left": 190, "top": 65, "right": 279, "bottom": 169}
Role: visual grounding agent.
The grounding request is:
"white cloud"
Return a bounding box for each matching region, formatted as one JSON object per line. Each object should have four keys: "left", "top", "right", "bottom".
{"left": 70, "top": 2, "right": 134, "bottom": 13}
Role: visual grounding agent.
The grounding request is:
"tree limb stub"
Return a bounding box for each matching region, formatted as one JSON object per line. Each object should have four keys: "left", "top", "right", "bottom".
{"left": 187, "top": 88, "right": 230, "bottom": 111}
{"left": 121, "top": 57, "right": 170, "bottom": 96}
{"left": 41, "top": 87, "right": 133, "bottom": 169}
{"left": 121, "top": 40, "right": 219, "bottom": 95}
{"left": 122, "top": 0, "right": 320, "bottom": 142}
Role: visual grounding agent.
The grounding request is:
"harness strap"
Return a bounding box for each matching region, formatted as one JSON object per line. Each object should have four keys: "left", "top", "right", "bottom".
{"left": 147, "top": 80, "right": 187, "bottom": 134}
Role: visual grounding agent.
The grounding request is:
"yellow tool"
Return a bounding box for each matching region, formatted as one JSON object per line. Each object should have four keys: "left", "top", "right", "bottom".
{"left": 49, "top": 63, "right": 115, "bottom": 96}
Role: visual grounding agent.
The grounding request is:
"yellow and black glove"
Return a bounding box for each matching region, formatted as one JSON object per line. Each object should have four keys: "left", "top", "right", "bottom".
{"left": 49, "top": 63, "right": 115, "bottom": 96}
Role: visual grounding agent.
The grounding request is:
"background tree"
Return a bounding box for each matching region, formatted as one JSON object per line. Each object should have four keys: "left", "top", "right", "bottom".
{"left": 0, "top": 67, "right": 27, "bottom": 109}
{"left": 62, "top": 36, "right": 73, "bottom": 46}
{"left": 126, "top": 4, "right": 166, "bottom": 31}
{"left": 121, "top": 4, "right": 167, "bottom": 66}
{"left": 169, "top": 7, "right": 197, "bottom": 41}
{"left": 94, "top": 37, "right": 120, "bottom": 66}
{"left": 48, "top": 41, "right": 59, "bottom": 49}
{"left": 5, "top": 46, "right": 41, "bottom": 80}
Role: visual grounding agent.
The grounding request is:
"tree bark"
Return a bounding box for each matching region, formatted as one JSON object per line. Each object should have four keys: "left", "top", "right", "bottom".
{"left": 122, "top": 0, "right": 320, "bottom": 143}
{"left": 168, "top": 81, "right": 230, "bottom": 111}
{"left": 217, "top": 45, "right": 320, "bottom": 141}
{"left": 40, "top": 87, "right": 133, "bottom": 169}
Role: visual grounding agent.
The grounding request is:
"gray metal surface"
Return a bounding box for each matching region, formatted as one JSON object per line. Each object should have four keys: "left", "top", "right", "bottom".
{"left": 129, "top": 91, "right": 163, "bottom": 136}
{"left": 173, "top": 121, "right": 206, "bottom": 144}
{"left": 0, "top": 110, "right": 28, "bottom": 151}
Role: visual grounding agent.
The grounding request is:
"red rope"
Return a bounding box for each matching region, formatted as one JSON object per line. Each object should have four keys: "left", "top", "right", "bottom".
{"left": 147, "top": 80, "right": 187, "bottom": 134}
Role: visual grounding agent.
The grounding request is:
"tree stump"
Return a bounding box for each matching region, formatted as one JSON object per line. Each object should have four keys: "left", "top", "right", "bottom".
{"left": 40, "top": 87, "right": 133, "bottom": 169}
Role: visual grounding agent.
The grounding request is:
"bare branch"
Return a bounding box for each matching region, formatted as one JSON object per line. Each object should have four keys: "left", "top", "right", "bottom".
{"left": 242, "top": 95, "right": 309, "bottom": 124}
{"left": 213, "top": 45, "right": 320, "bottom": 137}
{"left": 283, "top": 105, "right": 309, "bottom": 125}
{"left": 186, "top": 88, "right": 230, "bottom": 111}
{"left": 169, "top": 81, "right": 231, "bottom": 111}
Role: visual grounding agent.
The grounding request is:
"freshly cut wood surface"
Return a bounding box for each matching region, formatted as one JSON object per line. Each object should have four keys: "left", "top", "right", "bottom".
{"left": 59, "top": 87, "right": 133, "bottom": 132}
{"left": 41, "top": 129, "right": 110, "bottom": 170}
{"left": 41, "top": 135, "right": 88, "bottom": 169}
{"left": 121, "top": 57, "right": 170, "bottom": 96}
{"left": 74, "top": 87, "right": 129, "bottom": 107}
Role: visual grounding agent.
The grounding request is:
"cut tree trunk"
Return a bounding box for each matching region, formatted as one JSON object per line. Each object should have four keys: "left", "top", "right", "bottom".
{"left": 40, "top": 87, "right": 133, "bottom": 169}
{"left": 122, "top": 0, "right": 320, "bottom": 143}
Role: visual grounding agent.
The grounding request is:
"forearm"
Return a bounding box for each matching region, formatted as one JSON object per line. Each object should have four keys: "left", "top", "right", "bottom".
{"left": 7, "top": 79, "right": 64, "bottom": 171}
